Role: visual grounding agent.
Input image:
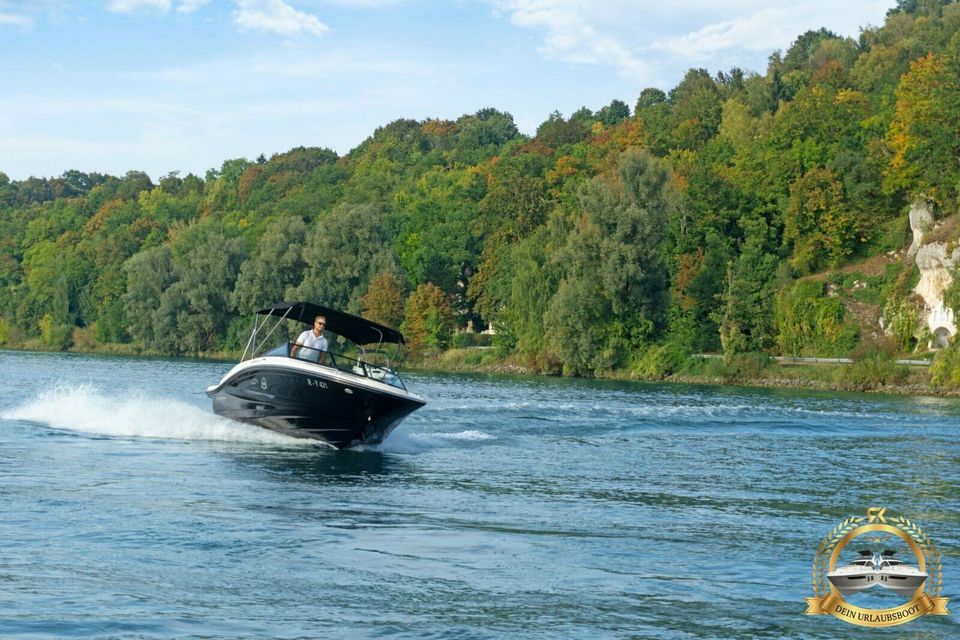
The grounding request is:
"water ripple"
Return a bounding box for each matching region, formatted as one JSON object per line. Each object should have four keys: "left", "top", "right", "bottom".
{"left": 1, "top": 352, "right": 959, "bottom": 638}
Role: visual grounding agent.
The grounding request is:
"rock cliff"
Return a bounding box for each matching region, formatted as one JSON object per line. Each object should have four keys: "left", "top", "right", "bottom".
{"left": 910, "top": 201, "right": 959, "bottom": 347}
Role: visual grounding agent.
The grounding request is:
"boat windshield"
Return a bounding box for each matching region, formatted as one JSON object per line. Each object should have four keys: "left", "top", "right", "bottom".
{"left": 265, "top": 341, "right": 405, "bottom": 390}
{"left": 240, "top": 306, "right": 409, "bottom": 391}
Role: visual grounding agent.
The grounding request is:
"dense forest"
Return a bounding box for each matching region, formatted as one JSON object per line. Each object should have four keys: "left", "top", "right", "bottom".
{"left": 4, "top": 1, "right": 960, "bottom": 385}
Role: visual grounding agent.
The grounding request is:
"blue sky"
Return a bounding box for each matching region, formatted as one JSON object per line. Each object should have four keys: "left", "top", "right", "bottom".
{"left": 1, "top": 0, "right": 892, "bottom": 181}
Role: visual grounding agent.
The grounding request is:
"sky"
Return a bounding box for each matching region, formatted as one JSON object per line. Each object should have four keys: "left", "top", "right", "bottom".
{"left": 0, "top": 0, "right": 893, "bottom": 181}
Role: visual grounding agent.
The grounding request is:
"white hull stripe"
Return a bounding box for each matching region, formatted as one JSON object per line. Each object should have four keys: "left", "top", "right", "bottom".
{"left": 207, "top": 356, "right": 425, "bottom": 403}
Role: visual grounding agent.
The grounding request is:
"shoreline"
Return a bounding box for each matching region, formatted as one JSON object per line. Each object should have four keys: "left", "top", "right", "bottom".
{"left": 2, "top": 344, "right": 953, "bottom": 398}
{"left": 407, "top": 350, "right": 953, "bottom": 398}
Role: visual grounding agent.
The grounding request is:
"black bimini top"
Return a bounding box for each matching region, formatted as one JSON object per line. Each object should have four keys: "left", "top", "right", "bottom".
{"left": 256, "top": 301, "right": 405, "bottom": 346}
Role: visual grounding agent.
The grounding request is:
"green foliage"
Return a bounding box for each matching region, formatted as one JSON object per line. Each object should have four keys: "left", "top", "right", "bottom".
{"left": 596, "top": 99, "right": 631, "bottom": 126}
{"left": 634, "top": 342, "right": 692, "bottom": 379}
{"left": 888, "top": 33, "right": 960, "bottom": 208}
{"left": 535, "top": 111, "right": 590, "bottom": 147}
{"left": 843, "top": 349, "right": 909, "bottom": 386}
{"left": 775, "top": 280, "right": 860, "bottom": 356}
{"left": 784, "top": 167, "right": 868, "bottom": 273}
{"left": 731, "top": 352, "right": 775, "bottom": 378}
{"left": 392, "top": 166, "right": 479, "bottom": 294}
{"left": 450, "top": 332, "right": 493, "bottom": 349}
{"left": 38, "top": 313, "right": 72, "bottom": 350}
{"left": 4, "top": 6, "right": 960, "bottom": 379}
{"left": 717, "top": 216, "right": 780, "bottom": 358}
{"left": 164, "top": 227, "right": 247, "bottom": 354}
{"left": 543, "top": 149, "right": 671, "bottom": 375}
{"left": 931, "top": 338, "right": 960, "bottom": 385}
{"left": 884, "top": 298, "right": 920, "bottom": 350}
{"left": 943, "top": 271, "right": 960, "bottom": 314}
{"left": 402, "top": 283, "right": 456, "bottom": 354}
{"left": 668, "top": 68, "right": 723, "bottom": 150}
{"left": 294, "top": 203, "right": 397, "bottom": 314}
{"left": 361, "top": 270, "right": 406, "bottom": 329}
{"left": 233, "top": 215, "right": 308, "bottom": 314}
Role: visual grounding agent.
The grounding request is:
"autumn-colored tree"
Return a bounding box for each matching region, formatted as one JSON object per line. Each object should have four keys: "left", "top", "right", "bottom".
{"left": 401, "top": 283, "right": 456, "bottom": 354}
{"left": 361, "top": 271, "right": 406, "bottom": 329}
{"left": 888, "top": 34, "right": 960, "bottom": 208}
{"left": 784, "top": 166, "right": 866, "bottom": 273}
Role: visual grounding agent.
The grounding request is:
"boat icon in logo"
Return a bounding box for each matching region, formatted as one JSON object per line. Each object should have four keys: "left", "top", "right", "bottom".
{"left": 806, "top": 507, "right": 949, "bottom": 627}
{"left": 827, "top": 549, "right": 927, "bottom": 598}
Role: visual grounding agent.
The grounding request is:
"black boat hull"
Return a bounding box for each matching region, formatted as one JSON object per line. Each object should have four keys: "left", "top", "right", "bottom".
{"left": 207, "top": 362, "right": 425, "bottom": 449}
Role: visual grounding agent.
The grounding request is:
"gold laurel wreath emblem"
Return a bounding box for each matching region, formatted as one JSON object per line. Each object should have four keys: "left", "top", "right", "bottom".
{"left": 805, "top": 508, "right": 949, "bottom": 627}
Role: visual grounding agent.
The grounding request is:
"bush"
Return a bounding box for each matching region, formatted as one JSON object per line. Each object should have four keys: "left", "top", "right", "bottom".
{"left": 38, "top": 314, "right": 73, "bottom": 351}
{"left": 71, "top": 326, "right": 98, "bottom": 352}
{"left": 842, "top": 350, "right": 908, "bottom": 387}
{"left": 450, "top": 332, "right": 494, "bottom": 349}
{"left": 883, "top": 299, "right": 919, "bottom": 351}
{"left": 775, "top": 280, "right": 859, "bottom": 356}
{"left": 721, "top": 352, "right": 772, "bottom": 381}
{"left": 862, "top": 213, "right": 910, "bottom": 255}
{"left": 634, "top": 343, "right": 692, "bottom": 379}
{"left": 931, "top": 341, "right": 960, "bottom": 387}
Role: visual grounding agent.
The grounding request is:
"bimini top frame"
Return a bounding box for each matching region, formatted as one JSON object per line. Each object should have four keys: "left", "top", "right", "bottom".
{"left": 240, "top": 301, "right": 406, "bottom": 368}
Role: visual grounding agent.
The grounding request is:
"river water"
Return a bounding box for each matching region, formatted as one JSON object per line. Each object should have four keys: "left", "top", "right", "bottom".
{"left": 1, "top": 349, "right": 958, "bottom": 638}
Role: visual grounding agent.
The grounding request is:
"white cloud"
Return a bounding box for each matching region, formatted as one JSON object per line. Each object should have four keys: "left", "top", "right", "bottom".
{"left": 491, "top": 0, "right": 890, "bottom": 84}
{"left": 0, "top": 12, "right": 34, "bottom": 26}
{"left": 177, "top": 0, "right": 211, "bottom": 13}
{"left": 105, "top": 0, "right": 172, "bottom": 13}
{"left": 233, "top": 0, "right": 329, "bottom": 37}
{"left": 650, "top": 3, "right": 889, "bottom": 61}
{"left": 323, "top": 0, "right": 404, "bottom": 5}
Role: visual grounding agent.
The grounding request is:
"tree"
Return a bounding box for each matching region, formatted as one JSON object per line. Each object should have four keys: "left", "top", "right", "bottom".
{"left": 783, "top": 28, "right": 842, "bottom": 72}
{"left": 680, "top": 231, "right": 731, "bottom": 352}
{"left": 544, "top": 149, "right": 672, "bottom": 374}
{"left": 717, "top": 216, "right": 780, "bottom": 357}
{"left": 294, "top": 203, "right": 397, "bottom": 314}
{"left": 233, "top": 215, "right": 308, "bottom": 314}
{"left": 635, "top": 88, "right": 667, "bottom": 111}
{"left": 669, "top": 68, "right": 723, "bottom": 150}
{"left": 784, "top": 166, "right": 866, "bottom": 273}
{"left": 596, "top": 99, "right": 631, "bottom": 126}
{"left": 393, "top": 167, "right": 480, "bottom": 295}
{"left": 775, "top": 280, "right": 858, "bottom": 356}
{"left": 122, "top": 246, "right": 176, "bottom": 349}
{"left": 361, "top": 271, "right": 406, "bottom": 329}
{"left": 535, "top": 111, "right": 589, "bottom": 147}
{"left": 165, "top": 228, "right": 247, "bottom": 353}
{"left": 888, "top": 34, "right": 960, "bottom": 208}
{"left": 887, "top": 0, "right": 953, "bottom": 17}
{"left": 401, "top": 283, "right": 455, "bottom": 354}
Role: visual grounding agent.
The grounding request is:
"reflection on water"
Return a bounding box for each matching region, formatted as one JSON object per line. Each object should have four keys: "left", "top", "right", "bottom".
{"left": 233, "top": 447, "right": 409, "bottom": 484}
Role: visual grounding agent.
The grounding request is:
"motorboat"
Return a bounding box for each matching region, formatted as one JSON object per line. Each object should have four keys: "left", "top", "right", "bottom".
{"left": 876, "top": 550, "right": 927, "bottom": 598}
{"left": 827, "top": 550, "right": 879, "bottom": 596}
{"left": 206, "top": 301, "right": 426, "bottom": 449}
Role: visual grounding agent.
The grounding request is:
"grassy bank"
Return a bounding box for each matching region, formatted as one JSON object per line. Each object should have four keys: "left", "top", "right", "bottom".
{"left": 1, "top": 341, "right": 948, "bottom": 397}
{"left": 411, "top": 347, "right": 948, "bottom": 397}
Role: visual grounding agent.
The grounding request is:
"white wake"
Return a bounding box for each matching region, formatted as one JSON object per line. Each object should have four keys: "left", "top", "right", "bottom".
{"left": 1, "top": 385, "right": 307, "bottom": 446}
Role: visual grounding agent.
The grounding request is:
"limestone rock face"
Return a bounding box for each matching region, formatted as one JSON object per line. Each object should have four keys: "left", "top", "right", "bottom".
{"left": 910, "top": 201, "right": 959, "bottom": 345}
{"left": 915, "top": 243, "right": 960, "bottom": 308}
{"left": 908, "top": 200, "right": 934, "bottom": 257}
